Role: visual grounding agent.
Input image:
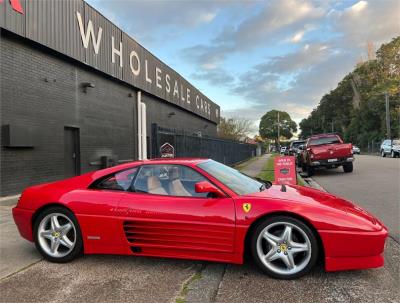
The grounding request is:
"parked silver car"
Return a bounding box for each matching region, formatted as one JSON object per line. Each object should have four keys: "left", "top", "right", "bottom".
{"left": 380, "top": 139, "right": 400, "bottom": 158}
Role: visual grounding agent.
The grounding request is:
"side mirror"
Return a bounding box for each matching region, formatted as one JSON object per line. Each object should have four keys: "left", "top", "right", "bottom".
{"left": 195, "top": 181, "right": 225, "bottom": 198}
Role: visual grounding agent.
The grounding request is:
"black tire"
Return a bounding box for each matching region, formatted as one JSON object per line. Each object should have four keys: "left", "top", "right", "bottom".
{"left": 343, "top": 162, "right": 353, "bottom": 173}
{"left": 250, "top": 216, "right": 319, "bottom": 279}
{"left": 381, "top": 150, "right": 386, "bottom": 157}
{"left": 391, "top": 151, "right": 395, "bottom": 158}
{"left": 33, "top": 206, "right": 83, "bottom": 263}
{"left": 306, "top": 166, "right": 314, "bottom": 177}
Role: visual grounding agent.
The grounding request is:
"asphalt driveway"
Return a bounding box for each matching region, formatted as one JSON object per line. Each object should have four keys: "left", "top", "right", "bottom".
{"left": 311, "top": 154, "right": 399, "bottom": 242}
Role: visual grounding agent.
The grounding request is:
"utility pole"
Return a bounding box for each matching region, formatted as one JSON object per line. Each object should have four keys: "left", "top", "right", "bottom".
{"left": 331, "top": 121, "right": 334, "bottom": 133}
{"left": 277, "top": 111, "right": 280, "bottom": 151}
{"left": 385, "top": 92, "right": 391, "bottom": 138}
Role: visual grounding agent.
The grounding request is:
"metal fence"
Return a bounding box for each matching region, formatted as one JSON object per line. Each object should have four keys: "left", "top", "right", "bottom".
{"left": 362, "top": 140, "right": 383, "bottom": 154}
{"left": 151, "top": 124, "right": 257, "bottom": 165}
{"left": 360, "top": 140, "right": 383, "bottom": 154}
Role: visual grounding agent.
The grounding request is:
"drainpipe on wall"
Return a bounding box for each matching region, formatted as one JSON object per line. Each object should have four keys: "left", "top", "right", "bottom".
{"left": 141, "top": 101, "right": 147, "bottom": 160}
{"left": 137, "top": 91, "right": 147, "bottom": 160}
{"left": 137, "top": 91, "right": 142, "bottom": 160}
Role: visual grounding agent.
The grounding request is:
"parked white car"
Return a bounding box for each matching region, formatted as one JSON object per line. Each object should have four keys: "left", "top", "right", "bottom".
{"left": 352, "top": 145, "right": 361, "bottom": 154}
{"left": 380, "top": 139, "right": 400, "bottom": 158}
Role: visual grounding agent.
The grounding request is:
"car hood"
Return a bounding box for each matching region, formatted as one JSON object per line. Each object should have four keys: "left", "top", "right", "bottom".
{"left": 246, "top": 184, "right": 378, "bottom": 225}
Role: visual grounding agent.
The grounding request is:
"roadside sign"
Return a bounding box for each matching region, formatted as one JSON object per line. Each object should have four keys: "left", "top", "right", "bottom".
{"left": 160, "top": 142, "right": 175, "bottom": 158}
{"left": 274, "top": 156, "right": 297, "bottom": 185}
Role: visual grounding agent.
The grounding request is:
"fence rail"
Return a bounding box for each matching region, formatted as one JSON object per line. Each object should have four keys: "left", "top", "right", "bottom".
{"left": 151, "top": 124, "right": 257, "bottom": 165}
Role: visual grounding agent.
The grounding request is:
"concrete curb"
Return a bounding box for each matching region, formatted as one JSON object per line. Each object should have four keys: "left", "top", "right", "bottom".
{"left": 302, "top": 177, "right": 327, "bottom": 192}
{"left": 0, "top": 194, "right": 20, "bottom": 206}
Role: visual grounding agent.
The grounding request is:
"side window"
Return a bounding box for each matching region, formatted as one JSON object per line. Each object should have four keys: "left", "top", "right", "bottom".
{"left": 133, "top": 165, "right": 208, "bottom": 197}
{"left": 95, "top": 167, "right": 138, "bottom": 191}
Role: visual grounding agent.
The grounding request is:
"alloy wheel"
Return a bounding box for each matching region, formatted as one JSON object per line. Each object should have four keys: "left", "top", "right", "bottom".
{"left": 256, "top": 222, "right": 312, "bottom": 276}
{"left": 37, "top": 213, "right": 76, "bottom": 258}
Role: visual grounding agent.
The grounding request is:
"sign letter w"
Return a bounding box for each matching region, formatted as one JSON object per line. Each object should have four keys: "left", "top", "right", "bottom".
{"left": 76, "top": 11, "right": 103, "bottom": 55}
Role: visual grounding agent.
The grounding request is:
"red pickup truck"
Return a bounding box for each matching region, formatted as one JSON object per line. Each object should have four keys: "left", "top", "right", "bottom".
{"left": 299, "top": 134, "right": 354, "bottom": 176}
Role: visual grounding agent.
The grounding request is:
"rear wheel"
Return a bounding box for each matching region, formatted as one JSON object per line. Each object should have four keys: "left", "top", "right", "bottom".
{"left": 251, "top": 216, "right": 318, "bottom": 279}
{"left": 33, "top": 206, "right": 83, "bottom": 263}
{"left": 343, "top": 162, "right": 353, "bottom": 173}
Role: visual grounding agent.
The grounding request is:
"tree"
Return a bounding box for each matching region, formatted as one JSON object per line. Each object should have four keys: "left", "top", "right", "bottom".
{"left": 259, "top": 110, "right": 297, "bottom": 145}
{"left": 217, "top": 117, "right": 253, "bottom": 141}
{"left": 299, "top": 36, "right": 400, "bottom": 145}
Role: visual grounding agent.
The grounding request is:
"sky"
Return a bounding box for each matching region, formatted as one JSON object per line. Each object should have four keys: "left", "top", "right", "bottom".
{"left": 86, "top": 0, "right": 400, "bottom": 134}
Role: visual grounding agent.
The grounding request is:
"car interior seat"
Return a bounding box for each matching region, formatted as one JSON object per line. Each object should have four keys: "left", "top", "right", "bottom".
{"left": 168, "top": 167, "right": 191, "bottom": 196}
{"left": 147, "top": 175, "right": 168, "bottom": 195}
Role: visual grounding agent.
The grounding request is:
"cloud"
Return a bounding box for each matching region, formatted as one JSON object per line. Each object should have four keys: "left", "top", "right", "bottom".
{"left": 255, "top": 43, "right": 332, "bottom": 74}
{"left": 227, "top": 47, "right": 357, "bottom": 125}
{"left": 191, "top": 69, "right": 235, "bottom": 86}
{"left": 87, "top": 0, "right": 226, "bottom": 44}
{"left": 217, "top": 0, "right": 324, "bottom": 47}
{"left": 181, "top": 0, "right": 325, "bottom": 69}
{"left": 180, "top": 44, "right": 232, "bottom": 72}
{"left": 331, "top": 0, "right": 400, "bottom": 47}
{"left": 290, "top": 30, "right": 305, "bottom": 43}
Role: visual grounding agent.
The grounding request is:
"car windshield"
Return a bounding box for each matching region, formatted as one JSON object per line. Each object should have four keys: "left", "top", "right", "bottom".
{"left": 197, "top": 160, "right": 264, "bottom": 195}
{"left": 309, "top": 136, "right": 340, "bottom": 146}
{"left": 292, "top": 141, "right": 305, "bottom": 148}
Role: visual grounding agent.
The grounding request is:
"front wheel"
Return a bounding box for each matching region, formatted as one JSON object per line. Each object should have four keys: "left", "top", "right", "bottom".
{"left": 391, "top": 151, "right": 396, "bottom": 158}
{"left": 381, "top": 150, "right": 386, "bottom": 157}
{"left": 251, "top": 216, "right": 318, "bottom": 279}
{"left": 343, "top": 162, "right": 353, "bottom": 173}
{"left": 33, "top": 206, "right": 83, "bottom": 263}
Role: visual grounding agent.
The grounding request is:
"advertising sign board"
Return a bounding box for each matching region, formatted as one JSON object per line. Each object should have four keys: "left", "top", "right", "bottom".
{"left": 274, "top": 156, "right": 297, "bottom": 185}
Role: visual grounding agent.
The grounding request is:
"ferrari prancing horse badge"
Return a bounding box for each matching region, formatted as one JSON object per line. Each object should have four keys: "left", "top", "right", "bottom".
{"left": 243, "top": 203, "right": 252, "bottom": 213}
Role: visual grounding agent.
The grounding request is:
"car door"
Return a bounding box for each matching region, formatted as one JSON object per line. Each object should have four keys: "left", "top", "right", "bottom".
{"left": 117, "top": 164, "right": 236, "bottom": 258}
{"left": 385, "top": 140, "right": 391, "bottom": 153}
{"left": 75, "top": 166, "right": 139, "bottom": 252}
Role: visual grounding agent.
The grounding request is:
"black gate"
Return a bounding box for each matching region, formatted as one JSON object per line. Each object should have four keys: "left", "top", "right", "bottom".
{"left": 151, "top": 124, "right": 256, "bottom": 165}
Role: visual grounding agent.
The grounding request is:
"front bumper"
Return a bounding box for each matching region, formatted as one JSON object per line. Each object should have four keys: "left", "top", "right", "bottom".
{"left": 12, "top": 207, "right": 35, "bottom": 242}
{"left": 319, "top": 226, "right": 388, "bottom": 271}
{"left": 310, "top": 157, "right": 354, "bottom": 167}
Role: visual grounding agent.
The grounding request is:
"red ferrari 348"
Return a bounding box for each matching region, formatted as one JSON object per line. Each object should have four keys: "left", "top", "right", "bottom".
{"left": 13, "top": 158, "right": 387, "bottom": 279}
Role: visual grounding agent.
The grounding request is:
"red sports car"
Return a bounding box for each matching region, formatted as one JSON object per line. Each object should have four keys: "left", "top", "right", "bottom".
{"left": 13, "top": 158, "right": 387, "bottom": 279}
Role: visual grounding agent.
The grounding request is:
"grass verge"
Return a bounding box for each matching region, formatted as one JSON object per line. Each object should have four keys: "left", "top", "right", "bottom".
{"left": 257, "top": 153, "right": 277, "bottom": 183}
